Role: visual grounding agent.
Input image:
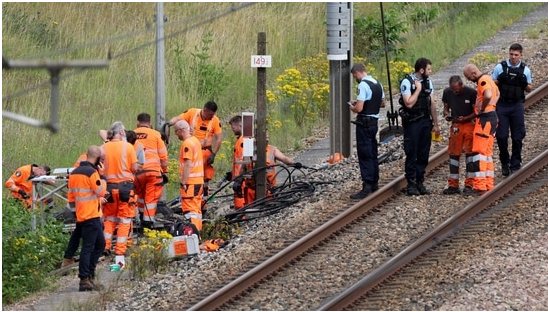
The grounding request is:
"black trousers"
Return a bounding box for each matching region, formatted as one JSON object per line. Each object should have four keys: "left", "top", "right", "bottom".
{"left": 78, "top": 217, "right": 105, "bottom": 279}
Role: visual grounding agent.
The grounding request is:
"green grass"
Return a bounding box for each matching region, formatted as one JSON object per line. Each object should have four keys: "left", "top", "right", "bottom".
{"left": 2, "top": 2, "right": 544, "bottom": 305}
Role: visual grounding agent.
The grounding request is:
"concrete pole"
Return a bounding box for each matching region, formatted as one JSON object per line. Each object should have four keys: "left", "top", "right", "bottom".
{"left": 155, "top": 2, "right": 167, "bottom": 202}
{"left": 155, "top": 2, "right": 166, "bottom": 131}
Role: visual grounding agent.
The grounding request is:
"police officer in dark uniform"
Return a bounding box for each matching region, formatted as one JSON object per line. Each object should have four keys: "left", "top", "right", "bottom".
{"left": 491, "top": 43, "right": 533, "bottom": 176}
{"left": 349, "top": 63, "right": 385, "bottom": 200}
{"left": 399, "top": 58, "right": 440, "bottom": 196}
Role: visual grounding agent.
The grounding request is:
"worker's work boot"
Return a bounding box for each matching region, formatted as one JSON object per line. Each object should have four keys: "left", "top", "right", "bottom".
{"left": 416, "top": 178, "right": 430, "bottom": 195}
{"left": 79, "top": 277, "right": 95, "bottom": 292}
{"left": 61, "top": 257, "right": 75, "bottom": 268}
{"left": 406, "top": 179, "right": 420, "bottom": 196}
{"left": 89, "top": 275, "right": 105, "bottom": 291}
{"left": 350, "top": 182, "right": 373, "bottom": 200}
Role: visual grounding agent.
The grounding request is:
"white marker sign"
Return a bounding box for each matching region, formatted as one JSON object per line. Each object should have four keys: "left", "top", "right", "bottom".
{"left": 251, "top": 55, "right": 272, "bottom": 68}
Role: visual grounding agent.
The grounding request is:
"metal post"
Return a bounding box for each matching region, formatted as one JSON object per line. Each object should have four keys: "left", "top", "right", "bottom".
{"left": 326, "top": 3, "right": 352, "bottom": 159}
{"left": 155, "top": 2, "right": 166, "bottom": 131}
{"left": 255, "top": 32, "right": 267, "bottom": 200}
{"left": 155, "top": 2, "right": 168, "bottom": 202}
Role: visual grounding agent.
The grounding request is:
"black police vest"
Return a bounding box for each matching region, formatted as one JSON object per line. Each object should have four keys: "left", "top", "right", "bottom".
{"left": 359, "top": 79, "right": 382, "bottom": 115}
{"left": 400, "top": 75, "right": 432, "bottom": 116}
{"left": 498, "top": 61, "right": 527, "bottom": 102}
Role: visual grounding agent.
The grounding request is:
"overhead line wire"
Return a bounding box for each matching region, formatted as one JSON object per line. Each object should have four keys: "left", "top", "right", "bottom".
{"left": 3, "top": 2, "right": 255, "bottom": 102}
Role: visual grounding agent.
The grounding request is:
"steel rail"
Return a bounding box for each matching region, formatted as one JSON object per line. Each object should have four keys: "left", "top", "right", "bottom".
{"left": 187, "top": 81, "right": 548, "bottom": 311}
{"left": 316, "top": 81, "right": 548, "bottom": 310}
{"left": 317, "top": 148, "right": 548, "bottom": 311}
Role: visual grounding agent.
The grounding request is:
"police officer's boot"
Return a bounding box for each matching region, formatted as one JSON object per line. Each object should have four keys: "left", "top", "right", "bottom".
{"left": 406, "top": 179, "right": 420, "bottom": 196}
{"left": 416, "top": 178, "right": 430, "bottom": 195}
{"left": 350, "top": 182, "right": 373, "bottom": 200}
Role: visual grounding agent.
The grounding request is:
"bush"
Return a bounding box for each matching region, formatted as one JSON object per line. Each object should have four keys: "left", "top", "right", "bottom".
{"left": 127, "top": 228, "right": 172, "bottom": 281}
{"left": 2, "top": 199, "right": 69, "bottom": 305}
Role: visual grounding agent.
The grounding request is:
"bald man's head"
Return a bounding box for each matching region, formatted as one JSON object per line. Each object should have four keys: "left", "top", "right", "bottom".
{"left": 463, "top": 64, "right": 481, "bottom": 83}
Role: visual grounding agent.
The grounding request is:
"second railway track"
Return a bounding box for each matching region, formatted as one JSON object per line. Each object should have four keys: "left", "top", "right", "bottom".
{"left": 188, "top": 82, "right": 548, "bottom": 311}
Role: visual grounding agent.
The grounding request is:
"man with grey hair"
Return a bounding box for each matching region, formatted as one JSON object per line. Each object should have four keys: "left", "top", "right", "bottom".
{"left": 102, "top": 121, "right": 139, "bottom": 267}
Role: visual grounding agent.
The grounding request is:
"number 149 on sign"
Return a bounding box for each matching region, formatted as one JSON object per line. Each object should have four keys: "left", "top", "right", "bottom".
{"left": 251, "top": 55, "right": 272, "bottom": 68}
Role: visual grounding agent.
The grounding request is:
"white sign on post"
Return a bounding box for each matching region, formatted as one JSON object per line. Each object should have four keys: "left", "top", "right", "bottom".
{"left": 251, "top": 55, "right": 272, "bottom": 68}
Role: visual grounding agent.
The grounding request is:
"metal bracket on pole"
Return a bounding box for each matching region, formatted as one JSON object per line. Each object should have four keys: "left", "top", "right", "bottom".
{"left": 2, "top": 57, "right": 109, "bottom": 133}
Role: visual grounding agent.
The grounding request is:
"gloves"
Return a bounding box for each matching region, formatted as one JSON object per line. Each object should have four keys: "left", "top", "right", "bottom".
{"left": 162, "top": 173, "right": 169, "bottom": 185}
{"left": 232, "top": 179, "right": 243, "bottom": 197}
{"left": 207, "top": 153, "right": 216, "bottom": 165}
{"left": 293, "top": 162, "right": 303, "bottom": 169}
{"left": 224, "top": 171, "right": 232, "bottom": 181}
{"left": 18, "top": 189, "right": 29, "bottom": 199}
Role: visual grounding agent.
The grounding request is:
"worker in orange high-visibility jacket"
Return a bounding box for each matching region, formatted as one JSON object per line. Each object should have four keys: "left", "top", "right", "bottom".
{"left": 463, "top": 64, "right": 499, "bottom": 195}
{"left": 242, "top": 134, "right": 302, "bottom": 206}
{"left": 101, "top": 121, "right": 139, "bottom": 267}
{"left": 63, "top": 134, "right": 109, "bottom": 268}
{"left": 174, "top": 120, "right": 204, "bottom": 231}
{"left": 132, "top": 113, "right": 169, "bottom": 227}
{"left": 170, "top": 101, "right": 222, "bottom": 200}
{"left": 67, "top": 145, "right": 108, "bottom": 291}
{"left": 228, "top": 115, "right": 251, "bottom": 210}
{"left": 5, "top": 164, "right": 51, "bottom": 210}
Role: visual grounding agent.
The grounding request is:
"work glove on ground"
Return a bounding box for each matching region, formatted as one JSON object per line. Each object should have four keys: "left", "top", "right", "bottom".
{"left": 18, "top": 189, "right": 29, "bottom": 199}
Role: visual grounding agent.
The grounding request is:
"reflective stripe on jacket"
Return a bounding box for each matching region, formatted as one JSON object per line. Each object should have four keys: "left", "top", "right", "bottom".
{"left": 68, "top": 161, "right": 106, "bottom": 222}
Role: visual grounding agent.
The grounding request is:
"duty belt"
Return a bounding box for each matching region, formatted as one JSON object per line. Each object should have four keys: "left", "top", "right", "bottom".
{"left": 353, "top": 115, "right": 378, "bottom": 127}
{"left": 407, "top": 113, "right": 426, "bottom": 123}
{"left": 107, "top": 180, "right": 133, "bottom": 187}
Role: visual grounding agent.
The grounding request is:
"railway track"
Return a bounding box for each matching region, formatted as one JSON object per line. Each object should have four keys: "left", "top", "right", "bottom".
{"left": 187, "top": 82, "right": 548, "bottom": 311}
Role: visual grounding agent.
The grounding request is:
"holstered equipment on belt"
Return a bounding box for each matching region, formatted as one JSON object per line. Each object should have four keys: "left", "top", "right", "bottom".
{"left": 352, "top": 115, "right": 378, "bottom": 127}
{"left": 107, "top": 181, "right": 134, "bottom": 203}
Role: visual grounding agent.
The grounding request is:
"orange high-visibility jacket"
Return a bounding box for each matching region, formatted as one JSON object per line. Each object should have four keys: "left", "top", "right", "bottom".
{"left": 243, "top": 145, "right": 277, "bottom": 187}
{"left": 179, "top": 136, "right": 204, "bottom": 185}
{"left": 5, "top": 164, "right": 36, "bottom": 196}
{"left": 102, "top": 141, "right": 138, "bottom": 183}
{"left": 177, "top": 108, "right": 222, "bottom": 148}
{"left": 67, "top": 161, "right": 106, "bottom": 222}
{"left": 134, "top": 126, "right": 169, "bottom": 172}
{"left": 476, "top": 74, "right": 500, "bottom": 114}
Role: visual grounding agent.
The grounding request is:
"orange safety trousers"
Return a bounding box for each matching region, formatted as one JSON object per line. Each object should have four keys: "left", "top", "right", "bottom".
{"left": 134, "top": 170, "right": 163, "bottom": 223}
{"left": 103, "top": 188, "right": 136, "bottom": 256}
{"left": 180, "top": 184, "right": 204, "bottom": 231}
{"left": 202, "top": 149, "right": 215, "bottom": 182}
{"left": 470, "top": 112, "right": 497, "bottom": 191}
{"left": 243, "top": 177, "right": 274, "bottom": 206}
{"left": 233, "top": 179, "right": 246, "bottom": 210}
{"left": 447, "top": 122, "right": 474, "bottom": 189}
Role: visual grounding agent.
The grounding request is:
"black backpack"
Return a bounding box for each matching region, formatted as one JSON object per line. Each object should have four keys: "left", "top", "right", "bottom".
{"left": 170, "top": 219, "right": 199, "bottom": 237}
